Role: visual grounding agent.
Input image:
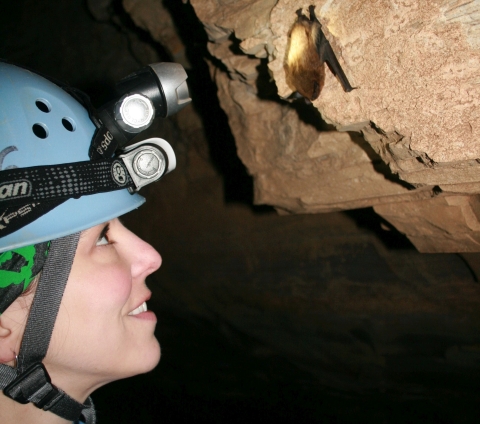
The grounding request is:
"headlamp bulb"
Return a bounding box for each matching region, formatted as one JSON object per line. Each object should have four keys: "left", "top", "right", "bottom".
{"left": 117, "top": 94, "right": 154, "bottom": 131}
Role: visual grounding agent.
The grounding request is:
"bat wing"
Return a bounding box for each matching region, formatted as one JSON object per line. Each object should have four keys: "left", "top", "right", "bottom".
{"left": 312, "top": 17, "right": 354, "bottom": 92}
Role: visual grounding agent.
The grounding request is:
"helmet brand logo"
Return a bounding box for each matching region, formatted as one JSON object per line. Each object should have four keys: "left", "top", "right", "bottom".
{"left": 96, "top": 131, "right": 114, "bottom": 156}
{"left": 0, "top": 203, "right": 36, "bottom": 231}
{"left": 0, "top": 180, "right": 32, "bottom": 201}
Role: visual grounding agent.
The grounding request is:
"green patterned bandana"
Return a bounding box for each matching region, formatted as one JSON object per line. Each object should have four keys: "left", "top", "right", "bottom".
{"left": 0, "top": 242, "right": 50, "bottom": 314}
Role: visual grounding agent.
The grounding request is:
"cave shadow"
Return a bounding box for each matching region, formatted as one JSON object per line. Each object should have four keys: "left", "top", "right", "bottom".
{"left": 347, "top": 131, "right": 415, "bottom": 189}
{"left": 184, "top": 55, "right": 266, "bottom": 209}
{"left": 162, "top": 1, "right": 272, "bottom": 211}
{"left": 344, "top": 207, "right": 415, "bottom": 250}
{"left": 94, "top": 309, "right": 480, "bottom": 424}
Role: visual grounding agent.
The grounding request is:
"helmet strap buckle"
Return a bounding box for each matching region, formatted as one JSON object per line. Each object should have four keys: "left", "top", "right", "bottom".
{"left": 3, "top": 362, "right": 61, "bottom": 408}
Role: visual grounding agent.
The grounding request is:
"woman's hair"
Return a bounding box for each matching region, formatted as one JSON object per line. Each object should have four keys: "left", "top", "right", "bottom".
{"left": 21, "top": 272, "right": 40, "bottom": 297}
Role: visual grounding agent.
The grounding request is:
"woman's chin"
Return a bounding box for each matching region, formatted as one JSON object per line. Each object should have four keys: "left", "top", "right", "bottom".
{"left": 136, "top": 339, "right": 161, "bottom": 374}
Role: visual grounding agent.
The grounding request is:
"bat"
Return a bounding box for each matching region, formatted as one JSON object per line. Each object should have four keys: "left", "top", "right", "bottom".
{"left": 285, "top": 5, "right": 354, "bottom": 101}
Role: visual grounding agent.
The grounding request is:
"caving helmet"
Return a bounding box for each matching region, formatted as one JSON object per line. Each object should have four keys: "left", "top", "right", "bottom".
{"left": 0, "top": 61, "right": 191, "bottom": 423}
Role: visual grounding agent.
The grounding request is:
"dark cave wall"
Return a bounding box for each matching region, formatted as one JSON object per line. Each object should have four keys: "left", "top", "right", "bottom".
{"left": 0, "top": 1, "right": 479, "bottom": 423}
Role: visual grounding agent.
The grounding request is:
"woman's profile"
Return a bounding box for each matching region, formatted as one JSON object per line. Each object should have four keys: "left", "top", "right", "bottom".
{"left": 0, "top": 61, "right": 190, "bottom": 423}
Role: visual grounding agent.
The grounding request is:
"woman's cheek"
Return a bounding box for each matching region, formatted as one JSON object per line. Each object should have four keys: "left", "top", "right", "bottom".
{"left": 64, "top": 255, "right": 132, "bottom": 316}
{"left": 86, "top": 264, "right": 133, "bottom": 305}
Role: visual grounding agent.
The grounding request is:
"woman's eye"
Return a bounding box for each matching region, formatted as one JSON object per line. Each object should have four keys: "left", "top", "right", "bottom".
{"left": 96, "top": 235, "right": 109, "bottom": 246}
{"left": 96, "top": 223, "right": 111, "bottom": 246}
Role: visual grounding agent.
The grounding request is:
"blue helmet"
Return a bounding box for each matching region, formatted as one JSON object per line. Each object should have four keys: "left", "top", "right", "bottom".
{"left": 0, "top": 62, "right": 146, "bottom": 253}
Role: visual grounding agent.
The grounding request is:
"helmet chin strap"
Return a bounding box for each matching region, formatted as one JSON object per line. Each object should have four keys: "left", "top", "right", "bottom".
{"left": 0, "top": 233, "right": 96, "bottom": 423}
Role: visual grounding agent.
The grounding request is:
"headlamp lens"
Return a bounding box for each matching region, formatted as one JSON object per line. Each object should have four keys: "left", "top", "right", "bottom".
{"left": 119, "top": 94, "right": 154, "bottom": 129}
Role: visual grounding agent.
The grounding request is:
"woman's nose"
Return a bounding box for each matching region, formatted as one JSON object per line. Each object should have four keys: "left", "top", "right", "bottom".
{"left": 130, "top": 234, "right": 162, "bottom": 279}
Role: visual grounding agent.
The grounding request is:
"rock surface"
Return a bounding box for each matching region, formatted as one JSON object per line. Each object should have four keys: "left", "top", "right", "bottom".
{"left": 268, "top": 0, "right": 480, "bottom": 165}
{"left": 123, "top": 0, "right": 190, "bottom": 67}
{"left": 374, "top": 194, "right": 480, "bottom": 252}
{"left": 185, "top": 0, "right": 480, "bottom": 251}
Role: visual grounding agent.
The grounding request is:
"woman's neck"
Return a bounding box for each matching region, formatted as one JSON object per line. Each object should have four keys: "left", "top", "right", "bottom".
{"left": 0, "top": 393, "right": 72, "bottom": 424}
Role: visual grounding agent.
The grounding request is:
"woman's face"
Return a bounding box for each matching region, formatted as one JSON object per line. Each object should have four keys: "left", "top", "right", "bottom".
{"left": 45, "top": 218, "right": 162, "bottom": 401}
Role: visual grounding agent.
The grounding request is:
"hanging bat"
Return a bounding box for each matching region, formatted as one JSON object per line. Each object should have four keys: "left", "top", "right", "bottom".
{"left": 285, "top": 5, "right": 354, "bottom": 101}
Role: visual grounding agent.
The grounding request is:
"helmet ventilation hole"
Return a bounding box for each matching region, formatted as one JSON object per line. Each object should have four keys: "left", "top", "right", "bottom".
{"left": 35, "top": 99, "right": 51, "bottom": 113}
{"left": 62, "top": 117, "right": 76, "bottom": 132}
{"left": 32, "top": 123, "right": 48, "bottom": 139}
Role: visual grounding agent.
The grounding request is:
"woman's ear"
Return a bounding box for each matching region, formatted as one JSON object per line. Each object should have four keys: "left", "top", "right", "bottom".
{"left": 0, "top": 316, "right": 16, "bottom": 364}
{"left": 0, "top": 320, "right": 12, "bottom": 337}
{"left": 0, "top": 294, "right": 32, "bottom": 365}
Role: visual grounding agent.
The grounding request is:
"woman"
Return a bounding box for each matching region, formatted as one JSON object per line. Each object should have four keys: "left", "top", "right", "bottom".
{"left": 0, "top": 61, "right": 190, "bottom": 423}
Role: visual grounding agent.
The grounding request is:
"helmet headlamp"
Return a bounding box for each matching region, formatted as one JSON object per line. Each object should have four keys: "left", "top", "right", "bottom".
{"left": 0, "top": 61, "right": 190, "bottom": 240}
{"left": 90, "top": 62, "right": 191, "bottom": 159}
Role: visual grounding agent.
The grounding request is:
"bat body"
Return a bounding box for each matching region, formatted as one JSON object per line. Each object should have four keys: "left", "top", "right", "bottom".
{"left": 285, "top": 5, "right": 354, "bottom": 101}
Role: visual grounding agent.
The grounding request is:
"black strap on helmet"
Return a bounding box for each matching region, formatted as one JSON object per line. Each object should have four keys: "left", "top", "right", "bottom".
{"left": 0, "top": 139, "right": 171, "bottom": 239}
{"left": 0, "top": 233, "right": 96, "bottom": 423}
{"left": 0, "top": 157, "right": 134, "bottom": 208}
{"left": 0, "top": 157, "right": 132, "bottom": 238}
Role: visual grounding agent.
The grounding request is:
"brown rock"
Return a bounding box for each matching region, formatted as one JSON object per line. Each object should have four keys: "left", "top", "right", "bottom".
{"left": 375, "top": 194, "right": 480, "bottom": 252}
{"left": 126, "top": 0, "right": 480, "bottom": 251}
{"left": 123, "top": 0, "right": 190, "bottom": 67}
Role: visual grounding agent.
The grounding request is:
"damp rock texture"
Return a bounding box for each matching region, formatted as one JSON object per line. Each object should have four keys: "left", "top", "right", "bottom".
{"left": 131, "top": 0, "right": 480, "bottom": 251}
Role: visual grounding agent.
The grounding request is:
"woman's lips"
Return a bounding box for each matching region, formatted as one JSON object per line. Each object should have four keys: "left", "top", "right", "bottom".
{"left": 128, "top": 301, "right": 157, "bottom": 321}
{"left": 128, "top": 301, "right": 147, "bottom": 316}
